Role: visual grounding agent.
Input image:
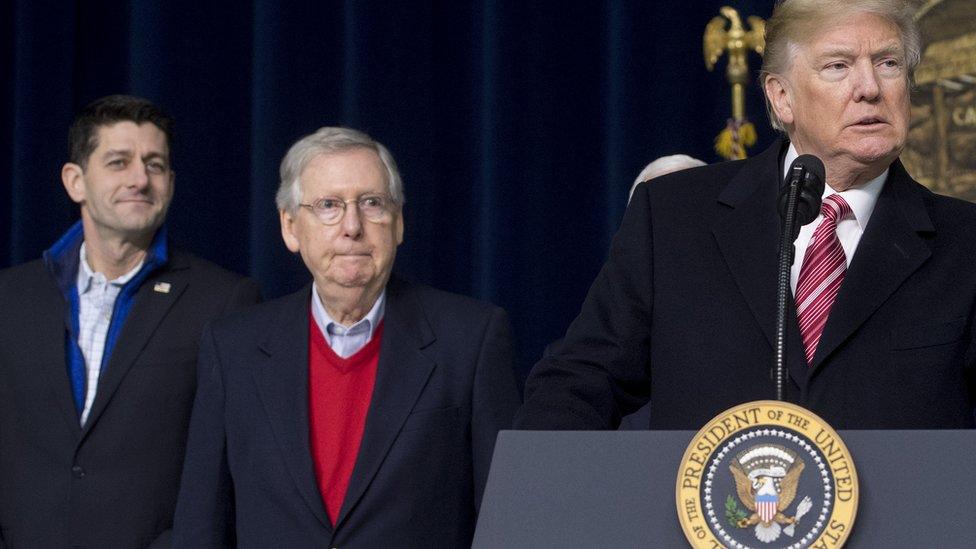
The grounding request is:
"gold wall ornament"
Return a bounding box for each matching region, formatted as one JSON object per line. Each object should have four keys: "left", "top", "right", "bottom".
{"left": 703, "top": 6, "right": 765, "bottom": 160}
{"left": 903, "top": 0, "right": 976, "bottom": 200}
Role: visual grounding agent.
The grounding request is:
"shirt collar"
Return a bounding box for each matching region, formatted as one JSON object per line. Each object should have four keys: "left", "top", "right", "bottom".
{"left": 782, "top": 143, "right": 886, "bottom": 230}
{"left": 44, "top": 221, "right": 169, "bottom": 300}
{"left": 77, "top": 242, "right": 145, "bottom": 294}
{"left": 310, "top": 284, "right": 386, "bottom": 339}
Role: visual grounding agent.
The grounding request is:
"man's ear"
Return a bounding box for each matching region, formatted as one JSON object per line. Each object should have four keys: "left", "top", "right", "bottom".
{"left": 764, "top": 74, "right": 795, "bottom": 126}
{"left": 280, "top": 209, "right": 302, "bottom": 253}
{"left": 395, "top": 209, "right": 404, "bottom": 245}
{"left": 61, "top": 163, "right": 86, "bottom": 204}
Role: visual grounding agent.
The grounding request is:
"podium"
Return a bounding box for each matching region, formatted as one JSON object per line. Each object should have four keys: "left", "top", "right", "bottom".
{"left": 473, "top": 430, "right": 976, "bottom": 547}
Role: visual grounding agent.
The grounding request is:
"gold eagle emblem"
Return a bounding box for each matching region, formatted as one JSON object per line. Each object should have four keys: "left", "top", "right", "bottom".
{"left": 729, "top": 444, "right": 813, "bottom": 543}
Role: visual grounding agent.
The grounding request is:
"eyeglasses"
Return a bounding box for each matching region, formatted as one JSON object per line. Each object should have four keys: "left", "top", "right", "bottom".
{"left": 299, "top": 194, "right": 394, "bottom": 225}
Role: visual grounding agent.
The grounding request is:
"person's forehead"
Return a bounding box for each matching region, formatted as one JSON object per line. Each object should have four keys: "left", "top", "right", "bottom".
{"left": 94, "top": 121, "right": 169, "bottom": 152}
{"left": 799, "top": 13, "right": 902, "bottom": 57}
{"left": 303, "top": 149, "right": 385, "bottom": 185}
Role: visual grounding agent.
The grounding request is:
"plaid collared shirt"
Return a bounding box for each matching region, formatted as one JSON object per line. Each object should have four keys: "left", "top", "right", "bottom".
{"left": 75, "top": 243, "right": 142, "bottom": 425}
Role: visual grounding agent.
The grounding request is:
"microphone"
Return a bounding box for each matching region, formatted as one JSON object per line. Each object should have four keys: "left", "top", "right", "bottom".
{"left": 778, "top": 154, "right": 826, "bottom": 241}
{"left": 774, "top": 154, "right": 825, "bottom": 401}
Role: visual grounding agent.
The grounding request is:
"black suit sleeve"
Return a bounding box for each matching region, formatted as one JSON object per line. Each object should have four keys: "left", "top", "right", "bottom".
{"left": 471, "top": 307, "right": 521, "bottom": 509}
{"left": 966, "top": 313, "right": 976, "bottom": 420}
{"left": 172, "top": 325, "right": 236, "bottom": 548}
{"left": 146, "top": 530, "right": 170, "bottom": 549}
{"left": 221, "top": 277, "right": 262, "bottom": 313}
{"left": 150, "top": 277, "right": 257, "bottom": 548}
{"left": 515, "top": 181, "right": 655, "bottom": 430}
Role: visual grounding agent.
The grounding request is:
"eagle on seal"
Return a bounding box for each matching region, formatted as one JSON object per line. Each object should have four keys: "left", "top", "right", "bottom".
{"left": 729, "top": 444, "right": 813, "bottom": 543}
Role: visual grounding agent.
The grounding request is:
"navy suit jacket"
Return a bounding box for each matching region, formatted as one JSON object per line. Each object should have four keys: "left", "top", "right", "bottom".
{"left": 172, "top": 277, "right": 520, "bottom": 548}
{"left": 517, "top": 140, "right": 976, "bottom": 431}
{"left": 0, "top": 251, "right": 260, "bottom": 548}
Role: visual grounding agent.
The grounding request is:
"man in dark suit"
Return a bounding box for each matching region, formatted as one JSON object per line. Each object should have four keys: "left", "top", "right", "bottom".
{"left": 517, "top": 0, "right": 976, "bottom": 430}
{"left": 0, "top": 95, "right": 260, "bottom": 548}
{"left": 172, "top": 127, "right": 520, "bottom": 547}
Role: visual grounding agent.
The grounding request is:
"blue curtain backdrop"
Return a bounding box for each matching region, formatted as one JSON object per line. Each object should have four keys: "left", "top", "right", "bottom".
{"left": 1, "top": 0, "right": 777, "bottom": 381}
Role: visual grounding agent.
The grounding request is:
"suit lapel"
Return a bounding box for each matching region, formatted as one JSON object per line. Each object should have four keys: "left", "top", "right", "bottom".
{"left": 252, "top": 287, "right": 332, "bottom": 532}
{"left": 34, "top": 273, "right": 84, "bottom": 438}
{"left": 711, "top": 141, "right": 809, "bottom": 391}
{"left": 336, "top": 279, "right": 436, "bottom": 529}
{"left": 811, "top": 162, "right": 933, "bottom": 371}
{"left": 80, "top": 260, "right": 188, "bottom": 437}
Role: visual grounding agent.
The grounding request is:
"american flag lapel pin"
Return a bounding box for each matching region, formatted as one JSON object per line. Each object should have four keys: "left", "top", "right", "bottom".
{"left": 153, "top": 282, "right": 172, "bottom": 294}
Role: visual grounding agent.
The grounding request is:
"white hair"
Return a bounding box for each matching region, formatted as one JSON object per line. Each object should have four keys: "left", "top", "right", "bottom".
{"left": 628, "top": 154, "right": 707, "bottom": 201}
{"left": 276, "top": 126, "right": 404, "bottom": 213}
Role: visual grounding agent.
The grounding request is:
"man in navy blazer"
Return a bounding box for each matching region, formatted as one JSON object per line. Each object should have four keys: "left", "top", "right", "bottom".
{"left": 173, "top": 127, "right": 520, "bottom": 547}
{"left": 0, "top": 95, "right": 260, "bottom": 548}
{"left": 517, "top": 0, "right": 976, "bottom": 430}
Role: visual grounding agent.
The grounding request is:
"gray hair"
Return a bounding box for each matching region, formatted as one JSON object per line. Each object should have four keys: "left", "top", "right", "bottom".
{"left": 276, "top": 126, "right": 404, "bottom": 213}
{"left": 760, "top": 0, "right": 921, "bottom": 131}
{"left": 628, "top": 154, "right": 706, "bottom": 202}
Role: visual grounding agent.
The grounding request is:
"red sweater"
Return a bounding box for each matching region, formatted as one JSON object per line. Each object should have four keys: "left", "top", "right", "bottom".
{"left": 308, "top": 313, "right": 383, "bottom": 526}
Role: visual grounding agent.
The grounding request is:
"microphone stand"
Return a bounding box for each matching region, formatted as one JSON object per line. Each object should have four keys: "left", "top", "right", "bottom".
{"left": 774, "top": 167, "right": 805, "bottom": 402}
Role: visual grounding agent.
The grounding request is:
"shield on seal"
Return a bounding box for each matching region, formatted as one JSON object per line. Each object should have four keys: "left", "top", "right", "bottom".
{"left": 755, "top": 492, "right": 778, "bottom": 523}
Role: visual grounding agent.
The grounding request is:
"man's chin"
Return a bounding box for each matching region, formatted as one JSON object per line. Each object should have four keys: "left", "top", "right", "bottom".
{"left": 325, "top": 271, "right": 375, "bottom": 290}
{"left": 847, "top": 142, "right": 901, "bottom": 169}
{"left": 110, "top": 217, "right": 164, "bottom": 240}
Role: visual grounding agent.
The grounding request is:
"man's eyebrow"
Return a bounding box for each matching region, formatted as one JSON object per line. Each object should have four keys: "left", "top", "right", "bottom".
{"left": 99, "top": 149, "right": 169, "bottom": 165}
{"left": 102, "top": 148, "right": 133, "bottom": 158}
{"left": 871, "top": 44, "right": 904, "bottom": 59}
{"left": 814, "top": 43, "right": 903, "bottom": 60}
{"left": 142, "top": 151, "right": 168, "bottom": 161}
{"left": 813, "top": 44, "right": 857, "bottom": 59}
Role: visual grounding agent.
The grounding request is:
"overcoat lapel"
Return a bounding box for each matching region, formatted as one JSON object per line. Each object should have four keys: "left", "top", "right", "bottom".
{"left": 336, "top": 279, "right": 436, "bottom": 529}
{"left": 252, "top": 287, "right": 332, "bottom": 532}
{"left": 81, "top": 259, "right": 189, "bottom": 437}
{"left": 810, "top": 161, "right": 933, "bottom": 371}
{"left": 711, "top": 141, "right": 809, "bottom": 392}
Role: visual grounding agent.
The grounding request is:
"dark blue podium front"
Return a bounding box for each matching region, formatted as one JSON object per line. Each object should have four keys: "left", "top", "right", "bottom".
{"left": 474, "top": 430, "right": 976, "bottom": 548}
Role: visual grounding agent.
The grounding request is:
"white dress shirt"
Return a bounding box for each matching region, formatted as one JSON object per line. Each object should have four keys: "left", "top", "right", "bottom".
{"left": 310, "top": 284, "right": 386, "bottom": 358}
{"left": 784, "top": 144, "right": 887, "bottom": 293}
{"left": 76, "top": 243, "right": 143, "bottom": 425}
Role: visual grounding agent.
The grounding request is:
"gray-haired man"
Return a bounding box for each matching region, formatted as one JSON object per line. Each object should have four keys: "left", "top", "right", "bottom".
{"left": 174, "top": 127, "right": 520, "bottom": 548}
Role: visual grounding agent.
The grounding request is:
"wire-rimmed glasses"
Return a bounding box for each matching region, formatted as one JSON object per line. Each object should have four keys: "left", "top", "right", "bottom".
{"left": 299, "top": 194, "right": 393, "bottom": 225}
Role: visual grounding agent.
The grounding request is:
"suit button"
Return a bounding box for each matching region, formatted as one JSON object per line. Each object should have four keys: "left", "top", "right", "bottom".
{"left": 71, "top": 465, "right": 85, "bottom": 478}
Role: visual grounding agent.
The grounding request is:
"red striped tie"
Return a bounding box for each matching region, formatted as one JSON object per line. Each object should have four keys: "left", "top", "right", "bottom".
{"left": 795, "top": 194, "right": 853, "bottom": 365}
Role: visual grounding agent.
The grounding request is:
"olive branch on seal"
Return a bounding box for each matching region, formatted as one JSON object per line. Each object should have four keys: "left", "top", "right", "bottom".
{"left": 725, "top": 494, "right": 748, "bottom": 527}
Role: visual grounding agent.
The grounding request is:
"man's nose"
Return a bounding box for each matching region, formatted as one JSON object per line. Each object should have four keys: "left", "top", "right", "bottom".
{"left": 852, "top": 61, "right": 882, "bottom": 102}
{"left": 340, "top": 201, "right": 364, "bottom": 238}
{"left": 129, "top": 161, "right": 151, "bottom": 188}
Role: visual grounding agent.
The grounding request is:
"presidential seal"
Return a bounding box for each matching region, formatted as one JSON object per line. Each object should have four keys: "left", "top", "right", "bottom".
{"left": 676, "top": 401, "right": 858, "bottom": 548}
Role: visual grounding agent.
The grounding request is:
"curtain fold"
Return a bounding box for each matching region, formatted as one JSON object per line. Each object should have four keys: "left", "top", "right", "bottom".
{"left": 1, "top": 0, "right": 777, "bottom": 379}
